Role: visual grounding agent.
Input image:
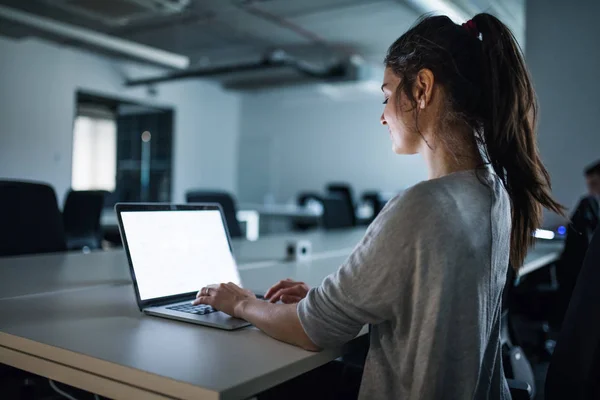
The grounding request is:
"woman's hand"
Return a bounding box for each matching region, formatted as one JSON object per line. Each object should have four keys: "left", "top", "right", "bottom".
{"left": 193, "top": 283, "right": 256, "bottom": 318}
{"left": 264, "top": 279, "right": 310, "bottom": 304}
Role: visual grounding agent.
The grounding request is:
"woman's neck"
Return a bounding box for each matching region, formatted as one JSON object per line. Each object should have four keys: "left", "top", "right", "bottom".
{"left": 420, "top": 129, "right": 483, "bottom": 180}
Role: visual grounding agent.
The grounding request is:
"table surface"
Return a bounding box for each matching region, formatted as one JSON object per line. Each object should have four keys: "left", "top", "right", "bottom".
{"left": 0, "top": 233, "right": 563, "bottom": 400}
{"left": 0, "top": 251, "right": 364, "bottom": 400}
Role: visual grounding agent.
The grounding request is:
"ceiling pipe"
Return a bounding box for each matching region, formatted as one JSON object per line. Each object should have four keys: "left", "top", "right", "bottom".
{"left": 125, "top": 59, "right": 286, "bottom": 86}
{"left": 124, "top": 56, "right": 349, "bottom": 87}
{"left": 0, "top": 4, "right": 189, "bottom": 69}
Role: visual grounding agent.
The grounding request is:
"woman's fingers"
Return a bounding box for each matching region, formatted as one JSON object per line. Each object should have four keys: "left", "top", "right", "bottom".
{"left": 196, "top": 284, "right": 217, "bottom": 298}
{"left": 280, "top": 294, "right": 303, "bottom": 304}
{"left": 269, "top": 286, "right": 308, "bottom": 303}
{"left": 192, "top": 296, "right": 213, "bottom": 306}
{"left": 264, "top": 279, "right": 302, "bottom": 299}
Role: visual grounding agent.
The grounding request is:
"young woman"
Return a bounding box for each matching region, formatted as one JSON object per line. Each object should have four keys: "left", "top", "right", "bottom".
{"left": 194, "top": 13, "right": 563, "bottom": 399}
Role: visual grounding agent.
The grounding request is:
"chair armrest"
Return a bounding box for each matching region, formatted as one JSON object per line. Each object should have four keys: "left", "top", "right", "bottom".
{"left": 507, "top": 378, "right": 532, "bottom": 400}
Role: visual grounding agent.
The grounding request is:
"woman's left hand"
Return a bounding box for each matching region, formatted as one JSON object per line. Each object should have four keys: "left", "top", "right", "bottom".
{"left": 193, "top": 283, "right": 256, "bottom": 318}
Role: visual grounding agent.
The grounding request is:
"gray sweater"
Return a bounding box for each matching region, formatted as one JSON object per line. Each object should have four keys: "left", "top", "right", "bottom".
{"left": 297, "top": 169, "right": 512, "bottom": 399}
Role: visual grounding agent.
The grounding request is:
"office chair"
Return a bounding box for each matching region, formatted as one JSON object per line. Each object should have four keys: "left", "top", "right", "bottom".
{"left": 544, "top": 228, "right": 600, "bottom": 399}
{"left": 294, "top": 192, "right": 323, "bottom": 231}
{"left": 502, "top": 266, "right": 536, "bottom": 399}
{"left": 298, "top": 192, "right": 323, "bottom": 207}
{"left": 552, "top": 221, "right": 592, "bottom": 328}
{"left": 0, "top": 180, "right": 66, "bottom": 257}
{"left": 322, "top": 195, "right": 355, "bottom": 230}
{"left": 63, "top": 190, "right": 107, "bottom": 250}
{"left": 326, "top": 183, "right": 356, "bottom": 226}
{"left": 360, "top": 191, "right": 386, "bottom": 223}
{"left": 186, "top": 190, "right": 242, "bottom": 238}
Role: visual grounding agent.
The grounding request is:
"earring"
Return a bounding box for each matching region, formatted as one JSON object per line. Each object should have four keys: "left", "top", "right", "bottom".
{"left": 420, "top": 99, "right": 426, "bottom": 109}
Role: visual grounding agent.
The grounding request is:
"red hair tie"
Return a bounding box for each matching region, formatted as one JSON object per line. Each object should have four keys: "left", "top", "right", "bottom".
{"left": 462, "top": 19, "right": 479, "bottom": 38}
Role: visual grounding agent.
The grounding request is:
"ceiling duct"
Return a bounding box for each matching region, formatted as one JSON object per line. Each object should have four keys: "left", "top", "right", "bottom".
{"left": 0, "top": 5, "right": 189, "bottom": 69}
{"left": 41, "top": 0, "right": 191, "bottom": 27}
{"left": 125, "top": 52, "right": 375, "bottom": 91}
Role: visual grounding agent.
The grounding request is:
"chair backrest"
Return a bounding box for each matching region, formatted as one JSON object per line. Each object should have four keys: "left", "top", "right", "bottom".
{"left": 545, "top": 228, "right": 600, "bottom": 399}
{"left": 361, "top": 191, "right": 386, "bottom": 222}
{"left": 0, "top": 180, "right": 66, "bottom": 257}
{"left": 322, "top": 195, "right": 355, "bottom": 230}
{"left": 297, "top": 192, "right": 323, "bottom": 207}
{"left": 501, "top": 266, "right": 536, "bottom": 399}
{"left": 186, "top": 190, "right": 242, "bottom": 238}
{"left": 295, "top": 192, "right": 323, "bottom": 231}
{"left": 63, "top": 190, "right": 107, "bottom": 250}
{"left": 326, "top": 183, "right": 356, "bottom": 226}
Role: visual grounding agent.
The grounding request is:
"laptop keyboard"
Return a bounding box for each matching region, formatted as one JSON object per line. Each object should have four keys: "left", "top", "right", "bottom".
{"left": 166, "top": 303, "right": 217, "bottom": 315}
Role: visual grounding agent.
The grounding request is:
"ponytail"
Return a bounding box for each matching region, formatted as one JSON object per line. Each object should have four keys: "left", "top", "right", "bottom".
{"left": 472, "top": 13, "right": 564, "bottom": 269}
{"left": 385, "top": 13, "right": 565, "bottom": 270}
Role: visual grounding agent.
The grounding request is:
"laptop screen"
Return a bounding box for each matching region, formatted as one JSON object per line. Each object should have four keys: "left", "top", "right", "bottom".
{"left": 120, "top": 209, "right": 241, "bottom": 301}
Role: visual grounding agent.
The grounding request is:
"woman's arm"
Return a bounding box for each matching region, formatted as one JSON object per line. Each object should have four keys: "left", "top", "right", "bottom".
{"left": 194, "top": 283, "right": 319, "bottom": 351}
{"left": 237, "top": 299, "right": 320, "bottom": 351}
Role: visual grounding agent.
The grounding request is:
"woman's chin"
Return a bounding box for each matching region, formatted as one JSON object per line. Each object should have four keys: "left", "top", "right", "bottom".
{"left": 392, "top": 143, "right": 412, "bottom": 155}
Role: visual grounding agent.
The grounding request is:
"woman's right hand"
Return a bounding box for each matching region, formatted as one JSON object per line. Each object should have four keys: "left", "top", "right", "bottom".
{"left": 264, "top": 279, "right": 310, "bottom": 304}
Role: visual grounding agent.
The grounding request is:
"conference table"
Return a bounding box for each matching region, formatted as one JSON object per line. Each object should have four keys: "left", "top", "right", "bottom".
{"left": 0, "top": 231, "right": 563, "bottom": 400}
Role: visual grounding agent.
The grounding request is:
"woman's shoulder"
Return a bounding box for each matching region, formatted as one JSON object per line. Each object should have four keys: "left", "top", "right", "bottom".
{"left": 381, "top": 170, "right": 493, "bottom": 225}
{"left": 394, "top": 170, "right": 484, "bottom": 205}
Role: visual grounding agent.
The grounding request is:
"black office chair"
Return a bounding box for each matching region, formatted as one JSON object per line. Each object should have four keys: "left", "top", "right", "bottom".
{"left": 552, "top": 221, "right": 592, "bottom": 329}
{"left": 63, "top": 190, "right": 107, "bottom": 250}
{"left": 294, "top": 192, "right": 323, "bottom": 231}
{"left": 360, "top": 191, "right": 386, "bottom": 223}
{"left": 322, "top": 195, "right": 355, "bottom": 230}
{"left": 298, "top": 192, "right": 323, "bottom": 207}
{"left": 502, "top": 266, "right": 536, "bottom": 399}
{"left": 186, "top": 190, "right": 242, "bottom": 238}
{"left": 0, "top": 180, "right": 66, "bottom": 257}
{"left": 326, "top": 183, "right": 356, "bottom": 226}
{"left": 544, "top": 228, "right": 600, "bottom": 399}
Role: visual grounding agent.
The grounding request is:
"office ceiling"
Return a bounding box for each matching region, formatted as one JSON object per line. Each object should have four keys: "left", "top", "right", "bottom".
{"left": 0, "top": 0, "right": 524, "bottom": 71}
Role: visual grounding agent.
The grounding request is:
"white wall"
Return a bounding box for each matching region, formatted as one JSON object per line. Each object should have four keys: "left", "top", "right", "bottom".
{"left": 238, "top": 83, "right": 427, "bottom": 204}
{"left": 0, "top": 36, "right": 240, "bottom": 205}
{"left": 526, "top": 0, "right": 600, "bottom": 225}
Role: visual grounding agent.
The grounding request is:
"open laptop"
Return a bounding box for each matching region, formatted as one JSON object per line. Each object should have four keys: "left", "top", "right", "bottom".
{"left": 115, "top": 203, "right": 251, "bottom": 330}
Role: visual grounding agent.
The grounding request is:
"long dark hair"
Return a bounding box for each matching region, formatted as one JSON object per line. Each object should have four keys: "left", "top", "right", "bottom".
{"left": 384, "top": 13, "right": 564, "bottom": 270}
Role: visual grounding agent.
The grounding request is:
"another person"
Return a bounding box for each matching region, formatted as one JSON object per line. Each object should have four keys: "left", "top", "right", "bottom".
{"left": 554, "top": 160, "right": 600, "bottom": 327}
{"left": 194, "top": 13, "right": 563, "bottom": 399}
{"left": 574, "top": 161, "right": 600, "bottom": 238}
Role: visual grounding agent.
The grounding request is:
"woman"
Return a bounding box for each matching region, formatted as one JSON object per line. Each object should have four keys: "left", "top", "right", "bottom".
{"left": 194, "top": 13, "right": 563, "bottom": 399}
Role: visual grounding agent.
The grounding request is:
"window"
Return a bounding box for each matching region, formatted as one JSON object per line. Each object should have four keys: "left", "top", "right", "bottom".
{"left": 71, "top": 113, "right": 117, "bottom": 191}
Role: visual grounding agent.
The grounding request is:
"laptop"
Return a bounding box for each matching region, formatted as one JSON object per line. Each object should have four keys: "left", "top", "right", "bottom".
{"left": 115, "top": 203, "right": 251, "bottom": 330}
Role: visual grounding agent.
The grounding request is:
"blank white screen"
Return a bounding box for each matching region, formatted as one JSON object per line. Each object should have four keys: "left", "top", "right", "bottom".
{"left": 121, "top": 210, "right": 241, "bottom": 301}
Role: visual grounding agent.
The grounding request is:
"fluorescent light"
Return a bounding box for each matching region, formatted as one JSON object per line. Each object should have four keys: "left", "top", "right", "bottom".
{"left": 0, "top": 5, "right": 189, "bottom": 69}
{"left": 404, "top": 0, "right": 469, "bottom": 23}
{"left": 534, "top": 229, "right": 555, "bottom": 240}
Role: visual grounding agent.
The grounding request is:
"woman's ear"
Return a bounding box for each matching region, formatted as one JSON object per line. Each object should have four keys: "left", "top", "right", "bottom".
{"left": 413, "top": 68, "right": 435, "bottom": 109}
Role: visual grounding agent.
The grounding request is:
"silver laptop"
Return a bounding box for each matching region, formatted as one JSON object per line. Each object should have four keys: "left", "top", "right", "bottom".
{"left": 116, "top": 203, "right": 251, "bottom": 330}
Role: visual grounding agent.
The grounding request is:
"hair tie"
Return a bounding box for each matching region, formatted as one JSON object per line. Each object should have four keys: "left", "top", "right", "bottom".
{"left": 462, "top": 19, "right": 480, "bottom": 39}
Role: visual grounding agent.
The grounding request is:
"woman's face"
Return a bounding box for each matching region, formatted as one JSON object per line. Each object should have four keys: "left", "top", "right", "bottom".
{"left": 380, "top": 67, "right": 423, "bottom": 155}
